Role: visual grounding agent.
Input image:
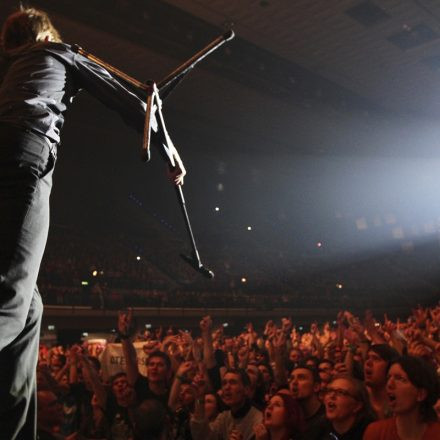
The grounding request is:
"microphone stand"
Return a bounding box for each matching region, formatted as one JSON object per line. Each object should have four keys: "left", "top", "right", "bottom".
{"left": 73, "top": 30, "right": 234, "bottom": 278}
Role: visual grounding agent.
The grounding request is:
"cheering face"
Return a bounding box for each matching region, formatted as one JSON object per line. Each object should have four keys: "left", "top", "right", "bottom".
{"left": 324, "top": 378, "right": 362, "bottom": 423}
{"left": 363, "top": 351, "right": 387, "bottom": 388}
{"left": 258, "top": 365, "right": 272, "bottom": 384}
{"left": 318, "top": 361, "right": 333, "bottom": 384}
{"left": 289, "top": 349, "right": 301, "bottom": 364}
{"left": 289, "top": 368, "right": 317, "bottom": 400}
{"left": 264, "top": 395, "right": 287, "bottom": 429}
{"left": 112, "top": 375, "right": 130, "bottom": 399}
{"left": 386, "top": 364, "right": 427, "bottom": 415}
{"left": 147, "top": 356, "right": 169, "bottom": 383}
{"left": 221, "top": 372, "right": 248, "bottom": 408}
{"left": 179, "top": 384, "right": 196, "bottom": 407}
{"left": 204, "top": 393, "right": 219, "bottom": 421}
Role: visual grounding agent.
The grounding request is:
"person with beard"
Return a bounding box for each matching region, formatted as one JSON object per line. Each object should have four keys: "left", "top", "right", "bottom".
{"left": 364, "top": 355, "right": 440, "bottom": 440}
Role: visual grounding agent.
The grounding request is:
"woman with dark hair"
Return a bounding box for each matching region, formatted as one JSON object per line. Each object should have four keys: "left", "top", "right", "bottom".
{"left": 319, "top": 375, "right": 375, "bottom": 439}
{"left": 203, "top": 392, "right": 224, "bottom": 422}
{"left": 254, "top": 392, "right": 304, "bottom": 440}
{"left": 364, "top": 355, "right": 440, "bottom": 439}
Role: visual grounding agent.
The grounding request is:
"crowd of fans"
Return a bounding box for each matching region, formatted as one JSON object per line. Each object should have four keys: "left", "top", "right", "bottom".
{"left": 38, "top": 227, "right": 438, "bottom": 312}
{"left": 36, "top": 304, "right": 440, "bottom": 439}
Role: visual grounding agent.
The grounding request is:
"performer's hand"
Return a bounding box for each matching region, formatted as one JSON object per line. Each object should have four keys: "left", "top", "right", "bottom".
{"left": 167, "top": 143, "right": 186, "bottom": 185}
{"left": 168, "top": 160, "right": 186, "bottom": 186}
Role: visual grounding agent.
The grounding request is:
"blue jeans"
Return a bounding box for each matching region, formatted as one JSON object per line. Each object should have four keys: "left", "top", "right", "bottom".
{"left": 0, "top": 124, "right": 56, "bottom": 440}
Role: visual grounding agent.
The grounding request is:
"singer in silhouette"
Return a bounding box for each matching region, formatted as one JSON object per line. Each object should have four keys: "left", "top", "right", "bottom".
{"left": 0, "top": 7, "right": 185, "bottom": 439}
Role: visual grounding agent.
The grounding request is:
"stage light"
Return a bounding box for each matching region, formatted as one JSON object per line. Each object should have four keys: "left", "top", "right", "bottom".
{"left": 247, "top": 226, "right": 252, "bottom": 231}
{"left": 299, "top": 326, "right": 303, "bottom": 331}
{"left": 215, "top": 206, "right": 220, "bottom": 212}
{"left": 316, "top": 242, "right": 322, "bottom": 248}
{"left": 48, "top": 325, "right": 55, "bottom": 331}
{"left": 82, "top": 332, "right": 88, "bottom": 337}
{"left": 336, "top": 283, "right": 343, "bottom": 289}
{"left": 81, "top": 281, "right": 89, "bottom": 286}
{"left": 217, "top": 183, "right": 224, "bottom": 192}
{"left": 145, "top": 323, "right": 152, "bottom": 329}
{"left": 136, "top": 256, "right": 141, "bottom": 261}
{"left": 223, "top": 322, "right": 229, "bottom": 327}
{"left": 92, "top": 270, "right": 98, "bottom": 276}
{"left": 241, "top": 277, "right": 247, "bottom": 283}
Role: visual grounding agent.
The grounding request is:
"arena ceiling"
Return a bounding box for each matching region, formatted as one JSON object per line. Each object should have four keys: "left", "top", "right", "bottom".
{"left": 164, "top": 0, "right": 440, "bottom": 117}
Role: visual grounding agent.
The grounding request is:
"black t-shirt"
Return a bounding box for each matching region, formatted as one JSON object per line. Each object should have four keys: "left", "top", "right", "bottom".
{"left": 317, "top": 416, "right": 373, "bottom": 440}
{"left": 300, "top": 403, "right": 326, "bottom": 440}
{"left": 105, "top": 392, "right": 135, "bottom": 440}
{"left": 135, "top": 374, "right": 169, "bottom": 407}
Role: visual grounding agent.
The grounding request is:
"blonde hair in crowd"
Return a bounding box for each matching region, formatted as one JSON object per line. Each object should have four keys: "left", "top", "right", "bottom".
{"left": 1, "top": 6, "right": 62, "bottom": 52}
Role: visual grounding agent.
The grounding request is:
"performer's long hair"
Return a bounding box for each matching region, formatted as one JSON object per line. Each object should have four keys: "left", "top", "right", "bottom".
{"left": 1, "top": 7, "right": 62, "bottom": 52}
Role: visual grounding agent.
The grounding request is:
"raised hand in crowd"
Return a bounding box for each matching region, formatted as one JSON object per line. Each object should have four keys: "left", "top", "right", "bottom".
{"left": 253, "top": 423, "right": 269, "bottom": 440}
{"left": 228, "top": 428, "right": 244, "bottom": 440}
{"left": 168, "top": 360, "right": 197, "bottom": 410}
{"left": 117, "top": 308, "right": 134, "bottom": 338}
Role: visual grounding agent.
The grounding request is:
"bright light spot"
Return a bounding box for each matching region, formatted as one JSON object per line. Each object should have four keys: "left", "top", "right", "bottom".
{"left": 375, "top": 322, "right": 380, "bottom": 327}
{"left": 241, "top": 277, "right": 247, "bottom": 283}
{"left": 92, "top": 270, "right": 98, "bottom": 277}
{"left": 336, "top": 283, "right": 343, "bottom": 289}
{"left": 215, "top": 206, "right": 220, "bottom": 212}
{"left": 145, "top": 323, "right": 152, "bottom": 329}
{"left": 136, "top": 256, "right": 141, "bottom": 261}
{"left": 332, "top": 320, "right": 337, "bottom": 325}
{"left": 223, "top": 322, "right": 229, "bottom": 327}
{"left": 82, "top": 332, "right": 89, "bottom": 337}
{"left": 100, "top": 271, "right": 104, "bottom": 275}
{"left": 48, "top": 325, "right": 55, "bottom": 331}
{"left": 247, "top": 226, "right": 252, "bottom": 231}
{"left": 81, "top": 281, "right": 89, "bottom": 286}
{"left": 299, "top": 326, "right": 303, "bottom": 331}
{"left": 316, "top": 242, "right": 322, "bottom": 248}
{"left": 217, "top": 183, "right": 224, "bottom": 192}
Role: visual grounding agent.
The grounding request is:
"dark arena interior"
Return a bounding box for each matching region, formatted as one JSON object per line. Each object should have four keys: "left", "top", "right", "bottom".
{"left": 1, "top": 1, "right": 440, "bottom": 439}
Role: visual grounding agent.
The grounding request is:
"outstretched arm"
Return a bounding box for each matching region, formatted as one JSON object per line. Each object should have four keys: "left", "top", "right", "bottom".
{"left": 118, "top": 309, "right": 140, "bottom": 386}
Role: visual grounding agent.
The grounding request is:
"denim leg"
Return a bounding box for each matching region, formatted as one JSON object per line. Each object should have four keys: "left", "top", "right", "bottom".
{"left": 0, "top": 128, "right": 55, "bottom": 440}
